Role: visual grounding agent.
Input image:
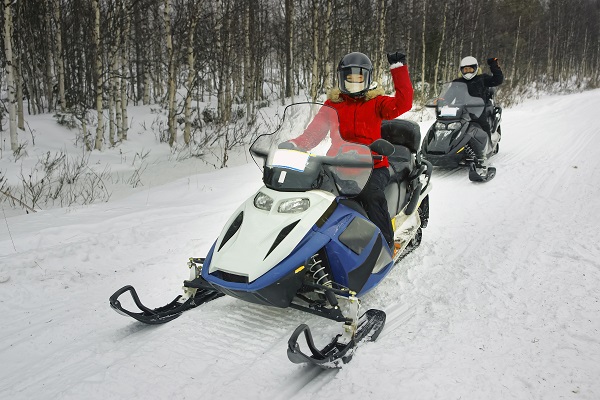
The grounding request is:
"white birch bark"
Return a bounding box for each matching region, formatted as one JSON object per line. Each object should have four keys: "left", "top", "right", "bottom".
{"left": 433, "top": 2, "right": 448, "bottom": 94}
{"left": 420, "top": 0, "right": 427, "bottom": 99}
{"left": 510, "top": 16, "right": 521, "bottom": 85}
{"left": 3, "top": 0, "right": 18, "bottom": 152}
{"left": 92, "top": 0, "right": 105, "bottom": 150}
{"left": 120, "top": 0, "right": 130, "bottom": 140}
{"left": 44, "top": 9, "right": 54, "bottom": 111}
{"left": 164, "top": 0, "right": 176, "bottom": 146}
{"left": 323, "top": 0, "right": 333, "bottom": 90}
{"left": 375, "top": 0, "right": 387, "bottom": 85}
{"left": 243, "top": 1, "right": 252, "bottom": 123}
{"left": 310, "top": 0, "right": 319, "bottom": 102}
{"left": 184, "top": 11, "right": 198, "bottom": 145}
{"left": 53, "top": 0, "right": 66, "bottom": 111}
{"left": 284, "top": 0, "right": 294, "bottom": 99}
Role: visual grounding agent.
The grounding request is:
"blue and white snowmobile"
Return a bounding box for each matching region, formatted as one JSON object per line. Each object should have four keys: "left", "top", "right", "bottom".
{"left": 109, "top": 103, "right": 432, "bottom": 368}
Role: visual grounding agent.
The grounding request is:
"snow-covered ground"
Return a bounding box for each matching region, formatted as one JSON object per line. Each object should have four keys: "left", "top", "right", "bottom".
{"left": 1, "top": 89, "right": 600, "bottom": 399}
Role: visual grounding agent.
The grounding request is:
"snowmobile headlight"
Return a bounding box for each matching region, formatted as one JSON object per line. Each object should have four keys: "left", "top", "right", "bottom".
{"left": 254, "top": 192, "right": 274, "bottom": 211}
{"left": 435, "top": 122, "right": 446, "bottom": 130}
{"left": 448, "top": 122, "right": 462, "bottom": 130}
{"left": 278, "top": 198, "right": 310, "bottom": 213}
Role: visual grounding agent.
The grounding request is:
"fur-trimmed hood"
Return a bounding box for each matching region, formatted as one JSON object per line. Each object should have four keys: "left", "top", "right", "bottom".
{"left": 327, "top": 84, "right": 386, "bottom": 103}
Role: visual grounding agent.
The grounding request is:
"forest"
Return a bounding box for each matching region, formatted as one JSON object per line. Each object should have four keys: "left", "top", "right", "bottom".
{"left": 1, "top": 0, "right": 599, "bottom": 153}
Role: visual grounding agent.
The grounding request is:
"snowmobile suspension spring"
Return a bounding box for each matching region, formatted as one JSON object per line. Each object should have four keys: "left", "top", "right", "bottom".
{"left": 308, "top": 256, "right": 332, "bottom": 287}
{"left": 464, "top": 145, "right": 477, "bottom": 160}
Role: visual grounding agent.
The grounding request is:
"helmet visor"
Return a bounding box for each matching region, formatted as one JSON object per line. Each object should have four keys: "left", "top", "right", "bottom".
{"left": 339, "top": 67, "right": 370, "bottom": 94}
{"left": 460, "top": 64, "right": 477, "bottom": 80}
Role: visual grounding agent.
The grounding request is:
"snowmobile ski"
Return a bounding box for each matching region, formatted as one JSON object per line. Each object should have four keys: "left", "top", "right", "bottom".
{"left": 287, "top": 309, "right": 386, "bottom": 368}
{"left": 109, "top": 281, "right": 223, "bottom": 325}
{"left": 469, "top": 163, "right": 496, "bottom": 182}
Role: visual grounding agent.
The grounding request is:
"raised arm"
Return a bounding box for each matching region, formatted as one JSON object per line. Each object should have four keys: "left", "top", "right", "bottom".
{"left": 484, "top": 57, "right": 504, "bottom": 87}
{"left": 377, "top": 52, "right": 414, "bottom": 119}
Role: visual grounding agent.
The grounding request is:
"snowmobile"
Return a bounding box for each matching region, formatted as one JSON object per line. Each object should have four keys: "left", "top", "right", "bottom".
{"left": 109, "top": 103, "right": 432, "bottom": 368}
{"left": 421, "top": 82, "right": 502, "bottom": 182}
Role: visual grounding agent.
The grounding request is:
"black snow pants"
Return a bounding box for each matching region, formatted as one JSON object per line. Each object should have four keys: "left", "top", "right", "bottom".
{"left": 356, "top": 167, "right": 394, "bottom": 249}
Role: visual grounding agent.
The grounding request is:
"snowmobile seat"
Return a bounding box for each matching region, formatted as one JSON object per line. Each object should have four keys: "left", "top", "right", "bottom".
{"left": 381, "top": 119, "right": 421, "bottom": 154}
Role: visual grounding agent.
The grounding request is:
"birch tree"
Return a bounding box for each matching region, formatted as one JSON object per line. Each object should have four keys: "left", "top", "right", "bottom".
{"left": 184, "top": 2, "right": 200, "bottom": 145}
{"left": 119, "top": 0, "right": 130, "bottom": 141}
{"left": 284, "top": 0, "right": 294, "bottom": 99}
{"left": 433, "top": 1, "right": 448, "bottom": 94}
{"left": 309, "top": 0, "right": 319, "bottom": 102}
{"left": 3, "top": 0, "right": 18, "bottom": 152}
{"left": 52, "top": 0, "right": 66, "bottom": 111}
{"left": 164, "top": 0, "right": 177, "bottom": 146}
{"left": 420, "top": 0, "right": 427, "bottom": 99}
{"left": 92, "top": 0, "right": 105, "bottom": 150}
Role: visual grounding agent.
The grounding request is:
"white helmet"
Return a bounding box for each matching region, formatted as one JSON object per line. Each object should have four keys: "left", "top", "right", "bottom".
{"left": 459, "top": 56, "right": 478, "bottom": 80}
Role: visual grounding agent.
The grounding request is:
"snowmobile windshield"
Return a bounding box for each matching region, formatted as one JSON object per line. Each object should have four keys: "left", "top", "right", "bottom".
{"left": 425, "top": 82, "right": 485, "bottom": 120}
{"left": 250, "top": 103, "right": 373, "bottom": 197}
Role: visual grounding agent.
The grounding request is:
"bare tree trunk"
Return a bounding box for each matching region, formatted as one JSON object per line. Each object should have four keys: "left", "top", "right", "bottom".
{"left": 310, "top": 0, "right": 319, "bottom": 102}
{"left": 420, "top": 0, "right": 427, "bottom": 100}
{"left": 52, "top": 0, "right": 66, "bottom": 111}
{"left": 184, "top": 8, "right": 199, "bottom": 145}
{"left": 433, "top": 1, "right": 448, "bottom": 94}
{"left": 374, "top": 0, "right": 387, "bottom": 85}
{"left": 323, "top": 0, "right": 333, "bottom": 90}
{"left": 510, "top": 15, "right": 521, "bottom": 86}
{"left": 15, "top": 54, "right": 24, "bottom": 130}
{"left": 470, "top": 3, "right": 481, "bottom": 56}
{"left": 92, "top": 0, "right": 105, "bottom": 150}
{"left": 152, "top": 5, "right": 163, "bottom": 102}
{"left": 44, "top": 7, "right": 54, "bottom": 112}
{"left": 446, "top": 6, "right": 461, "bottom": 83}
{"left": 243, "top": 0, "right": 253, "bottom": 123}
{"left": 108, "top": 14, "right": 120, "bottom": 147}
{"left": 142, "top": 5, "right": 152, "bottom": 107}
{"left": 284, "top": 0, "right": 294, "bottom": 99}
{"left": 4, "top": 0, "right": 18, "bottom": 152}
{"left": 406, "top": 0, "right": 413, "bottom": 66}
{"left": 120, "top": 0, "right": 130, "bottom": 141}
{"left": 164, "top": 0, "right": 177, "bottom": 146}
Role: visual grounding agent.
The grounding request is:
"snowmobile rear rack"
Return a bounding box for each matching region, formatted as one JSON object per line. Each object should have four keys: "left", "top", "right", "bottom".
{"left": 109, "top": 283, "right": 223, "bottom": 325}
{"left": 287, "top": 309, "right": 386, "bottom": 368}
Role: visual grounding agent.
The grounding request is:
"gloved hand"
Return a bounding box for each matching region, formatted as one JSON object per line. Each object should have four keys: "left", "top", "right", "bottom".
{"left": 487, "top": 57, "right": 499, "bottom": 67}
{"left": 387, "top": 51, "right": 407, "bottom": 65}
{"left": 278, "top": 142, "right": 297, "bottom": 150}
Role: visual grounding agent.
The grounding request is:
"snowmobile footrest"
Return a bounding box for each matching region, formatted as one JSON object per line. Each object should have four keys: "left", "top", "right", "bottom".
{"left": 287, "top": 309, "right": 386, "bottom": 368}
{"left": 109, "top": 285, "right": 223, "bottom": 325}
{"left": 469, "top": 163, "right": 496, "bottom": 182}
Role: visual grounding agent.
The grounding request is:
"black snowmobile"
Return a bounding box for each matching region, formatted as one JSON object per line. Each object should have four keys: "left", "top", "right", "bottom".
{"left": 421, "top": 82, "right": 502, "bottom": 182}
{"left": 109, "top": 103, "right": 432, "bottom": 368}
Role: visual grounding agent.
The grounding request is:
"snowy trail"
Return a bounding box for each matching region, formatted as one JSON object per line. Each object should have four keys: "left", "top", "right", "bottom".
{"left": 2, "top": 90, "right": 600, "bottom": 399}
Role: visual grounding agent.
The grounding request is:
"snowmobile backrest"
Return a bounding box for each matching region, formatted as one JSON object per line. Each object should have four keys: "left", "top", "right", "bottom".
{"left": 381, "top": 119, "right": 421, "bottom": 154}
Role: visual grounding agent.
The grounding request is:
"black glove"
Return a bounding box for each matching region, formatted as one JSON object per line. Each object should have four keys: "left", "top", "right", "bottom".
{"left": 487, "top": 57, "right": 499, "bottom": 67}
{"left": 387, "top": 51, "right": 407, "bottom": 65}
{"left": 278, "top": 142, "right": 297, "bottom": 150}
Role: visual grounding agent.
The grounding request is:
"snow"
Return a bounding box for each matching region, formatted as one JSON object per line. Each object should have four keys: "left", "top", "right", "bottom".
{"left": 2, "top": 89, "right": 600, "bottom": 399}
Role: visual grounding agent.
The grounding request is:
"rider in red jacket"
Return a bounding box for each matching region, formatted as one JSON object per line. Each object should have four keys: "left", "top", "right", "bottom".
{"left": 291, "top": 51, "right": 414, "bottom": 252}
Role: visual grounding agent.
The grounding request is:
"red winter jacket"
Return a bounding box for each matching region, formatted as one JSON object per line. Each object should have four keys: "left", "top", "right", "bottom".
{"left": 294, "top": 64, "right": 413, "bottom": 169}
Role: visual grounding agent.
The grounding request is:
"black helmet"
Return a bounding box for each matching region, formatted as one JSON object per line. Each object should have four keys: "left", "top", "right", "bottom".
{"left": 337, "top": 52, "right": 373, "bottom": 97}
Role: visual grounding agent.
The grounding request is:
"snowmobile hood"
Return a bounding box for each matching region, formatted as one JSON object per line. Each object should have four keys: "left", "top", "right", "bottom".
{"left": 208, "top": 187, "right": 336, "bottom": 282}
